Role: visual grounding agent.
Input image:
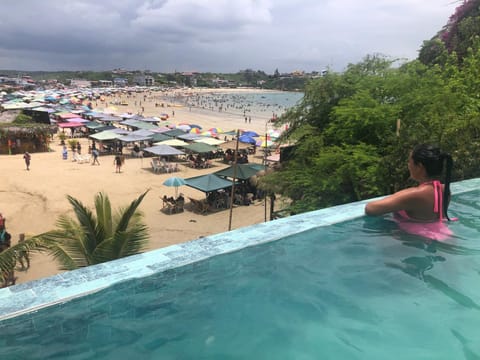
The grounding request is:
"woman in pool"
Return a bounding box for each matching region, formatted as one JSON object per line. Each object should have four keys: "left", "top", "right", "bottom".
{"left": 365, "top": 144, "right": 454, "bottom": 240}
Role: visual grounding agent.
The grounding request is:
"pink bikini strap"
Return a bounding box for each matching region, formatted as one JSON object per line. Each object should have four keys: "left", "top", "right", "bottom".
{"left": 432, "top": 180, "right": 443, "bottom": 221}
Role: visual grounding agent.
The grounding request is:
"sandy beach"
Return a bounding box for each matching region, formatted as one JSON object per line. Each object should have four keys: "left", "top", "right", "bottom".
{"left": 1, "top": 88, "right": 290, "bottom": 285}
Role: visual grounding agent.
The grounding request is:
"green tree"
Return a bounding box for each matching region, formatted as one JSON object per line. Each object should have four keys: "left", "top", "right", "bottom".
{"left": 39, "top": 191, "right": 149, "bottom": 270}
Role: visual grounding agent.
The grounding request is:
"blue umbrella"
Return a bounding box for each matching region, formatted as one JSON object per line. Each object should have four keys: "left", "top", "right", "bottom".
{"left": 242, "top": 130, "right": 259, "bottom": 137}
{"left": 238, "top": 134, "right": 256, "bottom": 144}
{"left": 189, "top": 124, "right": 202, "bottom": 129}
{"left": 163, "top": 177, "right": 186, "bottom": 197}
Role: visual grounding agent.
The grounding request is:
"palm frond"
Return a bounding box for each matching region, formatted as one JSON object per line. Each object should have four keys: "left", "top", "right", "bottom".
{"left": 66, "top": 195, "right": 102, "bottom": 251}
{"left": 115, "top": 190, "right": 149, "bottom": 233}
{"left": 0, "top": 235, "right": 51, "bottom": 274}
{"left": 94, "top": 192, "right": 113, "bottom": 239}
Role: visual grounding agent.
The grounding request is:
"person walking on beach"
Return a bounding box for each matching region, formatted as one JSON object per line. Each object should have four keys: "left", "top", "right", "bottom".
{"left": 92, "top": 148, "right": 100, "bottom": 165}
{"left": 23, "top": 152, "right": 31, "bottom": 171}
{"left": 114, "top": 154, "right": 123, "bottom": 173}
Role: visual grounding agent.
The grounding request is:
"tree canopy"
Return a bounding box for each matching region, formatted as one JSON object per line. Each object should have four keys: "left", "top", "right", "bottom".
{"left": 264, "top": 35, "right": 480, "bottom": 213}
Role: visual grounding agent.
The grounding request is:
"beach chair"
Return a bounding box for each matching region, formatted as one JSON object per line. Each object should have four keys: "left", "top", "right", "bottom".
{"left": 151, "top": 160, "right": 161, "bottom": 173}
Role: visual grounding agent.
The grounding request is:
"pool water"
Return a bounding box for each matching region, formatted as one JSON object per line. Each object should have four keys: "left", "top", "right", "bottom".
{"left": 1, "top": 191, "right": 480, "bottom": 359}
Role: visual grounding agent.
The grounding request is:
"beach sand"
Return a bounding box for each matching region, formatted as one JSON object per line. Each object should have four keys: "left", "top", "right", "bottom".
{"left": 2, "top": 88, "right": 286, "bottom": 285}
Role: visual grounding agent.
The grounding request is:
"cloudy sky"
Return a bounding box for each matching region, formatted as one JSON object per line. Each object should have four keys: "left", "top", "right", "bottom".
{"left": 0, "top": 0, "right": 458, "bottom": 73}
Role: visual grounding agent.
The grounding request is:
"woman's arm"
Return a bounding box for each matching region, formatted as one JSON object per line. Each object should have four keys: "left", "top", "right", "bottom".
{"left": 365, "top": 188, "right": 419, "bottom": 216}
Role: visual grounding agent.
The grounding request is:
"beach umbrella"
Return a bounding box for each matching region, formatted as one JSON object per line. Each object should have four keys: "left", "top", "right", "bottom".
{"left": 201, "top": 130, "right": 215, "bottom": 137}
{"left": 268, "top": 129, "right": 282, "bottom": 139}
{"left": 189, "top": 124, "right": 202, "bottom": 129}
{"left": 239, "top": 134, "right": 256, "bottom": 144}
{"left": 256, "top": 139, "right": 275, "bottom": 148}
{"left": 190, "top": 128, "right": 202, "bottom": 134}
{"left": 208, "top": 127, "right": 223, "bottom": 134}
{"left": 242, "top": 130, "right": 259, "bottom": 137}
{"left": 163, "top": 176, "right": 186, "bottom": 198}
{"left": 177, "top": 124, "right": 191, "bottom": 131}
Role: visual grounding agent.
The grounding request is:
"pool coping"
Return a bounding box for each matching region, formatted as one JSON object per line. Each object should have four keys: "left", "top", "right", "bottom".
{"left": 1, "top": 178, "right": 479, "bottom": 321}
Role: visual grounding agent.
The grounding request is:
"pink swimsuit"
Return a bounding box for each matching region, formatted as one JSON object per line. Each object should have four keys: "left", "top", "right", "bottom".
{"left": 393, "top": 180, "right": 454, "bottom": 241}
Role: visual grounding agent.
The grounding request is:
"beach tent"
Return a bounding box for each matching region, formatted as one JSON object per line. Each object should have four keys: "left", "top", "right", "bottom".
{"left": 89, "top": 131, "right": 122, "bottom": 141}
{"left": 194, "top": 137, "right": 225, "bottom": 146}
{"left": 157, "top": 139, "right": 189, "bottom": 147}
{"left": 151, "top": 133, "right": 171, "bottom": 142}
{"left": 182, "top": 142, "right": 218, "bottom": 154}
{"left": 117, "top": 134, "right": 152, "bottom": 143}
{"left": 131, "top": 129, "right": 155, "bottom": 137}
{"left": 215, "top": 163, "right": 266, "bottom": 180}
{"left": 163, "top": 129, "right": 187, "bottom": 138}
{"left": 184, "top": 174, "right": 234, "bottom": 193}
{"left": 65, "top": 117, "right": 89, "bottom": 123}
{"left": 57, "top": 122, "right": 84, "bottom": 128}
{"left": 119, "top": 119, "right": 157, "bottom": 130}
{"left": 97, "top": 115, "right": 123, "bottom": 123}
{"left": 143, "top": 144, "right": 185, "bottom": 156}
{"left": 84, "top": 121, "right": 104, "bottom": 130}
{"left": 178, "top": 133, "right": 202, "bottom": 141}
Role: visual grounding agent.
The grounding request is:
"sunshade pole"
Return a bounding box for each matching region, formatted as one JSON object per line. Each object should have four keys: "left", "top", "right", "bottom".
{"left": 228, "top": 129, "right": 240, "bottom": 231}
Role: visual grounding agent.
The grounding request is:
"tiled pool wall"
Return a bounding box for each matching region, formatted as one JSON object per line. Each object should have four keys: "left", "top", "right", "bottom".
{"left": 1, "top": 178, "right": 479, "bottom": 320}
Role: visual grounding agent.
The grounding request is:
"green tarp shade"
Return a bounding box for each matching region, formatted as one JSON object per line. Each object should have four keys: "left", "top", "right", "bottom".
{"left": 89, "top": 131, "right": 122, "bottom": 141}
{"left": 215, "top": 163, "right": 266, "bottom": 180}
{"left": 151, "top": 133, "right": 170, "bottom": 142}
{"left": 184, "top": 174, "right": 233, "bottom": 193}
{"left": 182, "top": 142, "right": 218, "bottom": 154}
{"left": 163, "top": 129, "right": 187, "bottom": 137}
{"left": 120, "top": 120, "right": 158, "bottom": 130}
{"left": 84, "top": 121, "right": 104, "bottom": 129}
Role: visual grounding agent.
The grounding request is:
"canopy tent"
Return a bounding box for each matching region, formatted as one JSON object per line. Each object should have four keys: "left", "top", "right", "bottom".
{"left": 96, "top": 115, "right": 123, "bottom": 122}
{"left": 131, "top": 129, "right": 155, "bottom": 137}
{"left": 184, "top": 174, "right": 234, "bottom": 193}
{"left": 142, "top": 144, "right": 185, "bottom": 156}
{"left": 84, "top": 121, "right": 104, "bottom": 130}
{"left": 95, "top": 125, "right": 117, "bottom": 132}
{"left": 182, "top": 142, "right": 218, "bottom": 154}
{"left": 194, "top": 137, "right": 225, "bottom": 146}
{"left": 65, "top": 117, "right": 89, "bottom": 123}
{"left": 89, "top": 131, "right": 122, "bottom": 141}
{"left": 178, "top": 133, "right": 202, "bottom": 141}
{"left": 120, "top": 119, "right": 158, "bottom": 130}
{"left": 151, "top": 133, "right": 171, "bottom": 142}
{"left": 57, "top": 122, "right": 84, "bottom": 128}
{"left": 215, "top": 163, "right": 267, "bottom": 180}
{"left": 163, "top": 129, "right": 187, "bottom": 137}
{"left": 110, "top": 128, "right": 131, "bottom": 135}
{"left": 157, "top": 138, "right": 189, "bottom": 147}
{"left": 117, "top": 134, "right": 152, "bottom": 143}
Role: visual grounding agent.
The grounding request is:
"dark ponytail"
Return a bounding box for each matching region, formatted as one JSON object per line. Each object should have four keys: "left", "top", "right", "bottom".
{"left": 412, "top": 144, "right": 453, "bottom": 221}
{"left": 442, "top": 153, "right": 453, "bottom": 221}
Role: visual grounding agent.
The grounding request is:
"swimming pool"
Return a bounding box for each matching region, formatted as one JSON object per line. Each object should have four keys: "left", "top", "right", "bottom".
{"left": 1, "top": 179, "right": 480, "bottom": 359}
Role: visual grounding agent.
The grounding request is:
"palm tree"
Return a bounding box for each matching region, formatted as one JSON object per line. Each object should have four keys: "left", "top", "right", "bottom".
{"left": 39, "top": 190, "right": 150, "bottom": 270}
{"left": 0, "top": 235, "right": 50, "bottom": 286}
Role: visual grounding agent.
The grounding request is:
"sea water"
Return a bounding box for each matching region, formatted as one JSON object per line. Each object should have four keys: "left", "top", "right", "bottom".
{"left": 1, "top": 190, "right": 479, "bottom": 359}
{"left": 181, "top": 90, "right": 304, "bottom": 121}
